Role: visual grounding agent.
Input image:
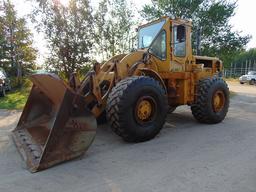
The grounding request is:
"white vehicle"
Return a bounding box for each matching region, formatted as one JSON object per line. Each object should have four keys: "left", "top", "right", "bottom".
{"left": 239, "top": 71, "right": 256, "bottom": 85}
{"left": 0, "top": 69, "right": 11, "bottom": 97}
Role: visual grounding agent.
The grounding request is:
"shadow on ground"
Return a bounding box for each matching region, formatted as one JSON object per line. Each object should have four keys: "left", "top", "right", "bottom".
{"left": 0, "top": 93, "right": 256, "bottom": 192}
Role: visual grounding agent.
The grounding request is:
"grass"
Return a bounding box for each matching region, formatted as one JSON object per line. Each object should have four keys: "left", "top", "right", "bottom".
{"left": 0, "top": 87, "right": 30, "bottom": 110}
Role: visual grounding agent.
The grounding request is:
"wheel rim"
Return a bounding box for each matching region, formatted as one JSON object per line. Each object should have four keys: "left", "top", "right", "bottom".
{"left": 135, "top": 96, "right": 157, "bottom": 124}
{"left": 212, "top": 90, "right": 225, "bottom": 112}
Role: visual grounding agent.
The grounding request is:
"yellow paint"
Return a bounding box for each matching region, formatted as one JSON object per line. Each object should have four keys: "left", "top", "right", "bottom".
{"left": 83, "top": 17, "right": 223, "bottom": 116}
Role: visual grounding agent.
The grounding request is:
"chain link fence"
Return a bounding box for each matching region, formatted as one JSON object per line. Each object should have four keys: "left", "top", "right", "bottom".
{"left": 224, "top": 60, "right": 256, "bottom": 78}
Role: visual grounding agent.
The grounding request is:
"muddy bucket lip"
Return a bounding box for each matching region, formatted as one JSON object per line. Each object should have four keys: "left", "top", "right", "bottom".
{"left": 12, "top": 125, "right": 97, "bottom": 173}
{"left": 12, "top": 129, "right": 42, "bottom": 172}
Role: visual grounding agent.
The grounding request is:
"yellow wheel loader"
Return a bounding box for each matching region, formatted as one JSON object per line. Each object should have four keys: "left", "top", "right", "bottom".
{"left": 12, "top": 17, "right": 229, "bottom": 172}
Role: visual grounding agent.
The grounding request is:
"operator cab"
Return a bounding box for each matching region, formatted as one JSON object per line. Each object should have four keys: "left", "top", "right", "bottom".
{"left": 138, "top": 19, "right": 167, "bottom": 60}
{"left": 137, "top": 17, "right": 192, "bottom": 72}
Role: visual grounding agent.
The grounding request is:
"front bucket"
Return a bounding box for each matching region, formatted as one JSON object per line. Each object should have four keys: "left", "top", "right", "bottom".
{"left": 12, "top": 73, "right": 97, "bottom": 172}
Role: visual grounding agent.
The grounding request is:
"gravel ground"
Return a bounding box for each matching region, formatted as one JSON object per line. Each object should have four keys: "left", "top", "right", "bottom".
{"left": 0, "top": 81, "right": 256, "bottom": 192}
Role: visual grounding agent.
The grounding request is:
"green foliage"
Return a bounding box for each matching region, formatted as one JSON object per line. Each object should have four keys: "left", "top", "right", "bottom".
{"left": 80, "top": 63, "right": 92, "bottom": 75}
{"left": 141, "top": 0, "right": 251, "bottom": 67}
{"left": 31, "top": 0, "right": 94, "bottom": 78}
{"left": 0, "top": 0, "right": 37, "bottom": 81}
{"left": 93, "top": 0, "right": 136, "bottom": 60}
{"left": 29, "top": 0, "right": 137, "bottom": 76}
{"left": 10, "top": 76, "right": 33, "bottom": 89}
{"left": 231, "top": 48, "right": 256, "bottom": 68}
{"left": 0, "top": 78, "right": 31, "bottom": 109}
{"left": 0, "top": 88, "right": 29, "bottom": 109}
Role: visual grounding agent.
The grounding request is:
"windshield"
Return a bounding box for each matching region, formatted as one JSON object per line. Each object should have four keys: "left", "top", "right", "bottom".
{"left": 248, "top": 71, "right": 256, "bottom": 75}
{"left": 138, "top": 20, "right": 165, "bottom": 49}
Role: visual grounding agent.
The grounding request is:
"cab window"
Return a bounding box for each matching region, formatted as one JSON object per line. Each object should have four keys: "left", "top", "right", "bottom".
{"left": 149, "top": 30, "right": 166, "bottom": 60}
{"left": 173, "top": 25, "right": 186, "bottom": 57}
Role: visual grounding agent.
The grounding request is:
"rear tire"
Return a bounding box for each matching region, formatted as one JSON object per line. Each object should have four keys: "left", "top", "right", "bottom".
{"left": 106, "top": 76, "right": 168, "bottom": 142}
{"left": 191, "top": 77, "right": 229, "bottom": 124}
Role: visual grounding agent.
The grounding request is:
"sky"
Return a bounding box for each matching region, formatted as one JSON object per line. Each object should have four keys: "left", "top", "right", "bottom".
{"left": 8, "top": 0, "right": 256, "bottom": 65}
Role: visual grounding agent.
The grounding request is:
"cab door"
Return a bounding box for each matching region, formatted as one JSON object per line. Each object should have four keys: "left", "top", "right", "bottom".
{"left": 171, "top": 21, "right": 192, "bottom": 72}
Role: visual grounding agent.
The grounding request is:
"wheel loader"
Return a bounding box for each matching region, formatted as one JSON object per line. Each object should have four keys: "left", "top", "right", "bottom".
{"left": 12, "top": 17, "right": 229, "bottom": 172}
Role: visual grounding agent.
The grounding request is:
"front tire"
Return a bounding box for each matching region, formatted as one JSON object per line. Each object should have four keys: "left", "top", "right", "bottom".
{"left": 96, "top": 111, "right": 107, "bottom": 125}
{"left": 106, "top": 76, "right": 168, "bottom": 142}
{"left": 191, "top": 77, "right": 229, "bottom": 124}
{"left": 249, "top": 79, "right": 256, "bottom": 85}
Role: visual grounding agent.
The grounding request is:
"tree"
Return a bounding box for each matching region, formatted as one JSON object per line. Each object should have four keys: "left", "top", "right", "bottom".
{"left": 0, "top": 0, "right": 37, "bottom": 85}
{"left": 141, "top": 0, "right": 251, "bottom": 67}
{"left": 93, "top": 0, "right": 136, "bottom": 61}
{"left": 0, "top": 17, "right": 8, "bottom": 66}
{"left": 31, "top": 0, "right": 94, "bottom": 78}
{"left": 232, "top": 48, "right": 256, "bottom": 68}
